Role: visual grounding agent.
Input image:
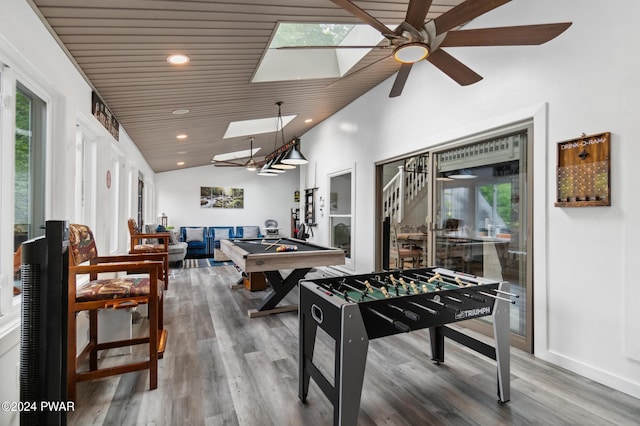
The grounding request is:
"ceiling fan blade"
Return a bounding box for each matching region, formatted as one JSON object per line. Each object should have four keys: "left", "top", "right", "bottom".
{"left": 277, "top": 45, "right": 386, "bottom": 50}
{"left": 440, "top": 23, "right": 572, "bottom": 47}
{"left": 326, "top": 54, "right": 393, "bottom": 88}
{"left": 389, "top": 63, "right": 413, "bottom": 98}
{"left": 434, "top": 0, "right": 511, "bottom": 35}
{"left": 212, "top": 159, "right": 246, "bottom": 167}
{"left": 427, "top": 49, "right": 482, "bottom": 86}
{"left": 330, "top": 0, "right": 393, "bottom": 36}
{"left": 405, "top": 0, "right": 433, "bottom": 29}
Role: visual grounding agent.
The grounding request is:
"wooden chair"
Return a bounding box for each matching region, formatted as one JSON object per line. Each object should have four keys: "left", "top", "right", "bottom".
{"left": 67, "top": 223, "right": 168, "bottom": 402}
{"left": 127, "top": 218, "right": 169, "bottom": 287}
{"left": 390, "top": 224, "right": 423, "bottom": 269}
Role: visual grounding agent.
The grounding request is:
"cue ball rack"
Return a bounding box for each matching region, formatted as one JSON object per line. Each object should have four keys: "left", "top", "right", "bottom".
{"left": 555, "top": 132, "right": 611, "bottom": 207}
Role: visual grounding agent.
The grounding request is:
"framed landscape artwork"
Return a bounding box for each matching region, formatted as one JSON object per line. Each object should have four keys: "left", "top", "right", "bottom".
{"left": 201, "top": 187, "right": 244, "bottom": 209}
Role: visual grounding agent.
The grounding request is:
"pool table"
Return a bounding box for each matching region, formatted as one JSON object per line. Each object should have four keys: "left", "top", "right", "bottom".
{"left": 220, "top": 238, "right": 345, "bottom": 317}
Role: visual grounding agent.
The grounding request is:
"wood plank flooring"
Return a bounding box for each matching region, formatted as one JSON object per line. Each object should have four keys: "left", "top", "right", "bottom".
{"left": 69, "top": 265, "right": 640, "bottom": 425}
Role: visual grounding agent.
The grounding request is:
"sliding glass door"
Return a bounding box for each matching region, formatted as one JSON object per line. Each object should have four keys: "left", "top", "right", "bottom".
{"left": 376, "top": 127, "right": 533, "bottom": 352}
{"left": 434, "top": 129, "right": 531, "bottom": 350}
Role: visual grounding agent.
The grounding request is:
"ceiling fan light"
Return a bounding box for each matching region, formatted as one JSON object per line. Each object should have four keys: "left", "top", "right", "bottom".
{"left": 245, "top": 158, "right": 257, "bottom": 171}
{"left": 393, "top": 43, "right": 429, "bottom": 64}
{"left": 281, "top": 145, "right": 308, "bottom": 165}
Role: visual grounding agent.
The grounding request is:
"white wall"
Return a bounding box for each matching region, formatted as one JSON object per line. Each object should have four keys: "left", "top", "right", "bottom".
{"left": 0, "top": 1, "right": 157, "bottom": 424}
{"left": 299, "top": 0, "right": 640, "bottom": 399}
{"left": 156, "top": 164, "right": 300, "bottom": 236}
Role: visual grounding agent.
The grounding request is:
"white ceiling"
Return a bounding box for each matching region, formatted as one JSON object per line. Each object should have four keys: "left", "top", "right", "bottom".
{"left": 28, "top": 0, "right": 467, "bottom": 172}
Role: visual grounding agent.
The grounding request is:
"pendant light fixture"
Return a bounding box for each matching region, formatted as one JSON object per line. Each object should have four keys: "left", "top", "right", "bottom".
{"left": 271, "top": 101, "right": 296, "bottom": 170}
{"left": 245, "top": 137, "right": 257, "bottom": 171}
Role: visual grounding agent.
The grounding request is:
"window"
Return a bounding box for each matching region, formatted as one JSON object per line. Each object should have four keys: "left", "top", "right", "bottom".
{"left": 75, "top": 126, "right": 97, "bottom": 230}
{"left": 329, "top": 171, "right": 353, "bottom": 267}
{"left": 109, "top": 153, "right": 120, "bottom": 253}
{"left": 137, "top": 173, "right": 144, "bottom": 227}
{"left": 13, "top": 84, "right": 46, "bottom": 297}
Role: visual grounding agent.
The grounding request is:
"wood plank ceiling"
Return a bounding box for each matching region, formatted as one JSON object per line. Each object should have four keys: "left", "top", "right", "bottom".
{"left": 28, "top": 0, "right": 465, "bottom": 172}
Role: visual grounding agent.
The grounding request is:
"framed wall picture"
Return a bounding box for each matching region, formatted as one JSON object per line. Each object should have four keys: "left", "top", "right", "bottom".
{"left": 555, "top": 132, "right": 610, "bottom": 207}
{"left": 200, "top": 187, "right": 244, "bottom": 208}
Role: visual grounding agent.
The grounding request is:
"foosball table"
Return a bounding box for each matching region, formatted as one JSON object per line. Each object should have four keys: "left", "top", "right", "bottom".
{"left": 298, "top": 267, "right": 514, "bottom": 426}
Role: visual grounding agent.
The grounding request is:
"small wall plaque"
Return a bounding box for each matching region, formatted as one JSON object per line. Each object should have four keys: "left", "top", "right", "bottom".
{"left": 555, "top": 132, "right": 610, "bottom": 207}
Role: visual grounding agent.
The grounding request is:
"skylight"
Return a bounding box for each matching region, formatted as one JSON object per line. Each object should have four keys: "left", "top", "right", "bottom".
{"left": 252, "top": 22, "right": 385, "bottom": 83}
{"left": 223, "top": 114, "right": 296, "bottom": 139}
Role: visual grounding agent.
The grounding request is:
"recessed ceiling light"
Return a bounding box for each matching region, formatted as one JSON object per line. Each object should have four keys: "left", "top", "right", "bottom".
{"left": 167, "top": 54, "right": 190, "bottom": 65}
{"left": 172, "top": 109, "right": 190, "bottom": 115}
{"left": 177, "top": 161, "right": 185, "bottom": 166}
{"left": 304, "top": 118, "right": 313, "bottom": 123}
{"left": 176, "top": 134, "right": 188, "bottom": 140}
{"left": 177, "top": 151, "right": 188, "bottom": 154}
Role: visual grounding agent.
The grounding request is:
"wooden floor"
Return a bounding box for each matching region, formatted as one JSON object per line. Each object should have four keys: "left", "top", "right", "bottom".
{"left": 69, "top": 265, "right": 640, "bottom": 425}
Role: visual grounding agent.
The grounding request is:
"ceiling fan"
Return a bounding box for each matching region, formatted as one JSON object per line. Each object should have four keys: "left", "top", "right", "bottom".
{"left": 211, "top": 137, "right": 265, "bottom": 169}
{"left": 295, "top": 0, "right": 572, "bottom": 97}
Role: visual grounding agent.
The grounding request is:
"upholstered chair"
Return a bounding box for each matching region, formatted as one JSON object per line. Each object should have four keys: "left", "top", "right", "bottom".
{"left": 66, "top": 223, "right": 167, "bottom": 402}
{"left": 127, "top": 218, "right": 169, "bottom": 286}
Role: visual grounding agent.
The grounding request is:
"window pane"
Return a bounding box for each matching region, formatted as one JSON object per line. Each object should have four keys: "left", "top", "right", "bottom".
{"left": 13, "top": 87, "right": 46, "bottom": 296}
{"left": 331, "top": 217, "right": 351, "bottom": 259}
{"left": 329, "top": 173, "right": 351, "bottom": 215}
{"left": 435, "top": 132, "right": 528, "bottom": 337}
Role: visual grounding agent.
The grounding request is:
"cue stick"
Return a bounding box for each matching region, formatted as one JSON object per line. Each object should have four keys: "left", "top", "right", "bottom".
{"left": 387, "top": 303, "right": 420, "bottom": 321}
{"left": 366, "top": 307, "right": 411, "bottom": 332}
{"left": 406, "top": 300, "right": 438, "bottom": 315}
{"left": 264, "top": 238, "right": 282, "bottom": 250}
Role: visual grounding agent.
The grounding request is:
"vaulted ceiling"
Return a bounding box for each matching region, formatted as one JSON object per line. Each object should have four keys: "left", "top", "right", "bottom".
{"left": 28, "top": 0, "right": 470, "bottom": 172}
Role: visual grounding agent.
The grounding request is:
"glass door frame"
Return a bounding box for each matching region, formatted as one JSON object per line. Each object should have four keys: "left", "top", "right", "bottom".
{"left": 429, "top": 123, "right": 533, "bottom": 352}
{"left": 375, "top": 123, "right": 534, "bottom": 353}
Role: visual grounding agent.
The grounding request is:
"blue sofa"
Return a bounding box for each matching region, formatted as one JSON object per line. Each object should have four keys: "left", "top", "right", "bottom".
{"left": 235, "top": 226, "right": 263, "bottom": 239}
{"left": 208, "top": 226, "right": 235, "bottom": 254}
{"left": 180, "top": 226, "right": 210, "bottom": 258}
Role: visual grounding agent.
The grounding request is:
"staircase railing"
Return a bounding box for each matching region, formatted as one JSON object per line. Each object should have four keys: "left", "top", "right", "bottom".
{"left": 382, "top": 156, "right": 429, "bottom": 223}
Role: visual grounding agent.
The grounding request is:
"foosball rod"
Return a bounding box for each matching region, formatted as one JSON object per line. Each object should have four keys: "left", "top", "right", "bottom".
{"left": 477, "top": 291, "right": 516, "bottom": 304}
{"left": 366, "top": 307, "right": 411, "bottom": 332}
{"left": 409, "top": 273, "right": 506, "bottom": 303}
{"left": 354, "top": 279, "right": 389, "bottom": 298}
{"left": 338, "top": 281, "right": 376, "bottom": 300}
{"left": 387, "top": 303, "right": 420, "bottom": 321}
{"left": 435, "top": 271, "right": 519, "bottom": 300}
{"left": 423, "top": 297, "right": 460, "bottom": 313}
{"left": 319, "top": 285, "right": 353, "bottom": 302}
{"left": 406, "top": 300, "right": 438, "bottom": 316}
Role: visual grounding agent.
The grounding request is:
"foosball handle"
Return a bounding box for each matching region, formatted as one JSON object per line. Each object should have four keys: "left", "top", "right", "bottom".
{"left": 393, "top": 320, "right": 411, "bottom": 333}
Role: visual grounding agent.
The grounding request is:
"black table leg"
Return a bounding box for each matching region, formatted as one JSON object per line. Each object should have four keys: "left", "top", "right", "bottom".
{"left": 258, "top": 268, "right": 311, "bottom": 312}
